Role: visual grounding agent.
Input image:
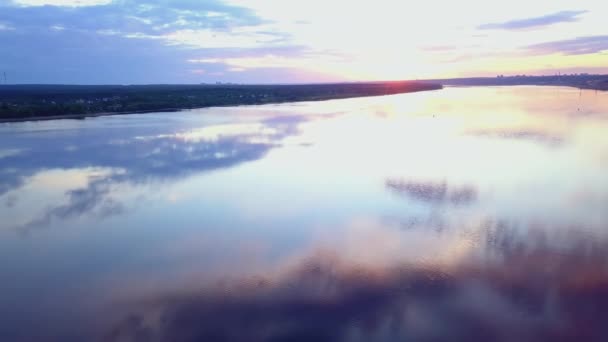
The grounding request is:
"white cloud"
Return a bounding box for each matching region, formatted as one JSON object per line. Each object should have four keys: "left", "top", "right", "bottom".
{"left": 11, "top": 0, "right": 112, "bottom": 7}
{"left": 189, "top": 54, "right": 345, "bottom": 70}
{"left": 0, "top": 22, "right": 15, "bottom": 31}
{"left": 162, "top": 27, "right": 284, "bottom": 49}
{"left": 218, "top": 0, "right": 608, "bottom": 78}
{"left": 96, "top": 29, "right": 120, "bottom": 36}
{"left": 3, "top": 0, "right": 607, "bottom": 81}
{"left": 188, "top": 54, "right": 363, "bottom": 79}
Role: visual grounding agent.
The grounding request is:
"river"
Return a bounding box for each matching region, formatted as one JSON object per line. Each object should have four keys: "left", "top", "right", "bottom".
{"left": 1, "top": 86, "right": 607, "bottom": 341}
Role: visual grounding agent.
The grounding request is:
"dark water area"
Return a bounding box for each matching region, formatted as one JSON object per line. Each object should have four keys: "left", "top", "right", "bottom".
{"left": 1, "top": 86, "right": 608, "bottom": 341}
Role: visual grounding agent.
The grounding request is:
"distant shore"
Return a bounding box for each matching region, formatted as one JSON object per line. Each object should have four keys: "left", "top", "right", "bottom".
{"left": 431, "top": 74, "right": 608, "bottom": 91}
{"left": 0, "top": 81, "right": 442, "bottom": 123}
{"left": 0, "top": 108, "right": 184, "bottom": 123}
{"left": 3, "top": 75, "right": 607, "bottom": 123}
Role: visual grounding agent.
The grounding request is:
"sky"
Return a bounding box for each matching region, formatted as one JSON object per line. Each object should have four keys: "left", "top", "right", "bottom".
{"left": 0, "top": 0, "right": 606, "bottom": 84}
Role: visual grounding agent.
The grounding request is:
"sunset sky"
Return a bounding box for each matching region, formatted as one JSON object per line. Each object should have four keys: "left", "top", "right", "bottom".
{"left": 0, "top": 0, "right": 606, "bottom": 84}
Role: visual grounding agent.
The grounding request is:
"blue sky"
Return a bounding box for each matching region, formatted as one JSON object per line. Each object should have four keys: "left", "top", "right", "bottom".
{"left": 0, "top": 0, "right": 606, "bottom": 84}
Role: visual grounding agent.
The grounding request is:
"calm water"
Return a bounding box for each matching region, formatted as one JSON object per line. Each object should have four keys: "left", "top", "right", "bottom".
{"left": 1, "top": 86, "right": 608, "bottom": 341}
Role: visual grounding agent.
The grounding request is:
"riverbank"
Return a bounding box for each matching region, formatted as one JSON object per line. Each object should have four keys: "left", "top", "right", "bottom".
{"left": 432, "top": 74, "right": 608, "bottom": 91}
{"left": 0, "top": 81, "right": 442, "bottom": 123}
{"left": 0, "top": 108, "right": 183, "bottom": 123}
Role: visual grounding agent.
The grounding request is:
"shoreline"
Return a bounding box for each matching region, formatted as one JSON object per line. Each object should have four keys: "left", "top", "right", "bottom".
{"left": 435, "top": 76, "right": 608, "bottom": 92}
{"left": 0, "top": 86, "right": 440, "bottom": 123}
{"left": 0, "top": 108, "right": 182, "bottom": 123}
{"left": 444, "top": 83, "right": 608, "bottom": 91}
{"left": 3, "top": 80, "right": 606, "bottom": 124}
{"left": 443, "top": 83, "right": 608, "bottom": 91}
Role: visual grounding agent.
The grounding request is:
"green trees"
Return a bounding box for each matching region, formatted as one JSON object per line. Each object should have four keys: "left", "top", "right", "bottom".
{"left": 0, "top": 82, "right": 442, "bottom": 120}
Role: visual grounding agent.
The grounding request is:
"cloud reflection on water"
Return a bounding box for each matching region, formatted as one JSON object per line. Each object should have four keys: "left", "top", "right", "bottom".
{"left": 104, "top": 219, "right": 608, "bottom": 342}
{"left": 468, "top": 128, "right": 565, "bottom": 147}
{"left": 1, "top": 115, "right": 308, "bottom": 232}
{"left": 15, "top": 175, "right": 125, "bottom": 233}
{"left": 386, "top": 179, "right": 477, "bottom": 205}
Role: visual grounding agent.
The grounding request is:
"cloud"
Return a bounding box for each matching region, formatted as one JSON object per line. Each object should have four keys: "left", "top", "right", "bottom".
{"left": 190, "top": 54, "right": 334, "bottom": 70}
{"left": 186, "top": 47, "right": 352, "bottom": 79}
{"left": 468, "top": 129, "right": 564, "bottom": 147}
{"left": 0, "top": 0, "right": 606, "bottom": 82}
{"left": 3, "top": 216, "right": 608, "bottom": 341}
{"left": 0, "top": 22, "right": 14, "bottom": 30}
{"left": 102, "top": 222, "right": 608, "bottom": 342}
{"left": 1, "top": 115, "right": 309, "bottom": 232}
{"left": 11, "top": 0, "right": 112, "bottom": 6}
{"left": 0, "top": 0, "right": 264, "bottom": 36}
{"left": 162, "top": 27, "right": 288, "bottom": 49}
{"left": 526, "top": 35, "right": 608, "bottom": 55}
{"left": 386, "top": 179, "right": 477, "bottom": 205}
{"left": 478, "top": 10, "right": 587, "bottom": 30}
{"left": 0, "top": 0, "right": 316, "bottom": 83}
{"left": 15, "top": 175, "right": 125, "bottom": 232}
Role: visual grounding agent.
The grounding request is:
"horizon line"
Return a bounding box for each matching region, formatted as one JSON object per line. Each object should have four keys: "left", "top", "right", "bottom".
{"left": 1, "top": 73, "right": 607, "bottom": 87}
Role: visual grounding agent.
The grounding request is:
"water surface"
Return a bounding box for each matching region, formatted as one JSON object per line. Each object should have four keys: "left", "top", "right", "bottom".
{"left": 1, "top": 86, "right": 608, "bottom": 341}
